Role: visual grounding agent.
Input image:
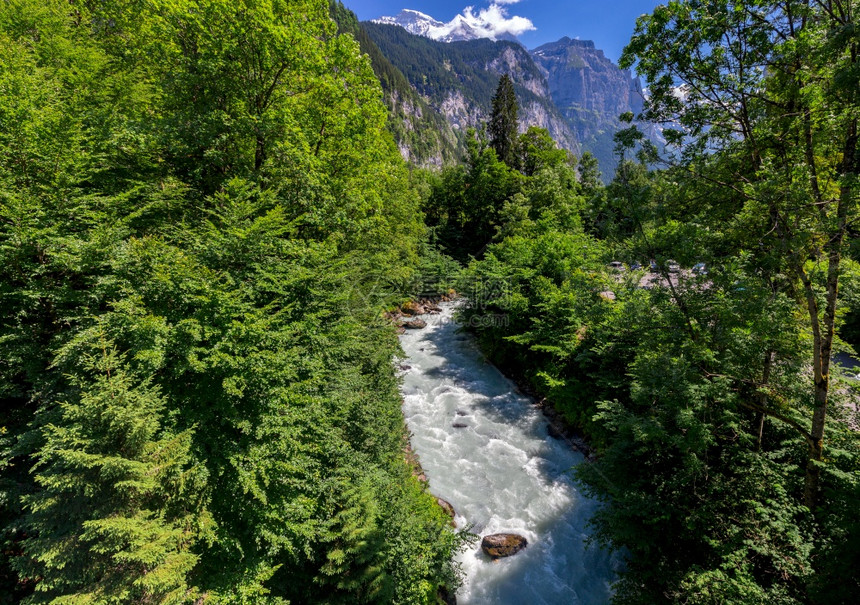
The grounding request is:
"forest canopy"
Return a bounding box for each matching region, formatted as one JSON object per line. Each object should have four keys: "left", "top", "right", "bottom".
{"left": 0, "top": 1, "right": 461, "bottom": 603}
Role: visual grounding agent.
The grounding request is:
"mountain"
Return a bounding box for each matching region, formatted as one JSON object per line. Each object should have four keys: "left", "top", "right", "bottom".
{"left": 331, "top": 3, "right": 461, "bottom": 165}
{"left": 532, "top": 38, "right": 644, "bottom": 132}
{"left": 373, "top": 9, "right": 519, "bottom": 43}
{"left": 531, "top": 37, "right": 655, "bottom": 173}
{"left": 338, "top": 4, "right": 656, "bottom": 175}
{"left": 361, "top": 22, "right": 579, "bottom": 157}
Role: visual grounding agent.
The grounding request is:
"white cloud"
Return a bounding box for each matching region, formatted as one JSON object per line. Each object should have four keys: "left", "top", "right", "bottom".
{"left": 433, "top": 3, "right": 536, "bottom": 40}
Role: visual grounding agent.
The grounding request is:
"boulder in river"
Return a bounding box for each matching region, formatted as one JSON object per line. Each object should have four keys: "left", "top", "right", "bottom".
{"left": 402, "top": 319, "right": 427, "bottom": 330}
{"left": 481, "top": 533, "right": 528, "bottom": 559}
{"left": 435, "top": 497, "right": 456, "bottom": 526}
{"left": 451, "top": 422, "right": 468, "bottom": 429}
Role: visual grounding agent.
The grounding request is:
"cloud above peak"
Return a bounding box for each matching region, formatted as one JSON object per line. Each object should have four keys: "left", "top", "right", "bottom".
{"left": 454, "top": 3, "right": 536, "bottom": 39}
{"left": 376, "top": 3, "right": 535, "bottom": 42}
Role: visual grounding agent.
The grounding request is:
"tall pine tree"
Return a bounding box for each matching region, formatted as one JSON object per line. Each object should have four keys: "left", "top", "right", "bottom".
{"left": 488, "top": 74, "right": 519, "bottom": 167}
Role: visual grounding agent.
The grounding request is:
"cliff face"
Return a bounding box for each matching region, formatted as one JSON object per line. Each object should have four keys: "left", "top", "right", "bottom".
{"left": 362, "top": 23, "right": 579, "bottom": 158}
{"left": 532, "top": 38, "right": 644, "bottom": 130}
{"left": 531, "top": 37, "right": 649, "bottom": 174}
{"left": 482, "top": 45, "right": 579, "bottom": 152}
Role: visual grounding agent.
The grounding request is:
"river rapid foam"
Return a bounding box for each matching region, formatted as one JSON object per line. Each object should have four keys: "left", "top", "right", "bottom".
{"left": 398, "top": 303, "right": 619, "bottom": 604}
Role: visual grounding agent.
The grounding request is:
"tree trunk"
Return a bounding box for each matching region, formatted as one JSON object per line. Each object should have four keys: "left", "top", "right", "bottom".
{"left": 756, "top": 350, "right": 774, "bottom": 452}
{"left": 802, "top": 118, "right": 857, "bottom": 510}
{"left": 255, "top": 133, "right": 265, "bottom": 172}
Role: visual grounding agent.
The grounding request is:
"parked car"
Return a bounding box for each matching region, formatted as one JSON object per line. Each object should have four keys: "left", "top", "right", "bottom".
{"left": 630, "top": 261, "right": 642, "bottom": 270}
{"left": 692, "top": 262, "right": 707, "bottom": 275}
{"left": 608, "top": 261, "right": 625, "bottom": 271}
{"left": 649, "top": 259, "right": 659, "bottom": 272}
{"left": 667, "top": 260, "right": 680, "bottom": 273}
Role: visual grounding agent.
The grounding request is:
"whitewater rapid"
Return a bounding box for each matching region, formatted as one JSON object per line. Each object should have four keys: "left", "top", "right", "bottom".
{"left": 398, "top": 303, "right": 619, "bottom": 604}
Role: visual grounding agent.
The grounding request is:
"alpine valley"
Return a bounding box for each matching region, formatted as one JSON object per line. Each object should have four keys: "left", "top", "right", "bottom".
{"left": 331, "top": 3, "right": 658, "bottom": 177}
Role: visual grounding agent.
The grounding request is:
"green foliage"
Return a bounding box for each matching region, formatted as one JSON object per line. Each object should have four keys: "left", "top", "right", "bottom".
{"left": 423, "top": 125, "right": 584, "bottom": 262}
{"left": 14, "top": 343, "right": 208, "bottom": 605}
{"left": 488, "top": 75, "right": 519, "bottom": 167}
{"left": 0, "top": 0, "right": 461, "bottom": 602}
{"left": 432, "top": 2, "right": 860, "bottom": 600}
{"left": 516, "top": 127, "right": 569, "bottom": 177}
{"left": 422, "top": 129, "right": 522, "bottom": 260}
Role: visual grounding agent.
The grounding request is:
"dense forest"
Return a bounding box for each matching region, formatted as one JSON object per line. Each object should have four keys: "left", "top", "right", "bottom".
{"left": 445, "top": 1, "right": 860, "bottom": 603}
{"left": 0, "top": 1, "right": 462, "bottom": 603}
{"left": 1, "top": 0, "right": 858, "bottom": 604}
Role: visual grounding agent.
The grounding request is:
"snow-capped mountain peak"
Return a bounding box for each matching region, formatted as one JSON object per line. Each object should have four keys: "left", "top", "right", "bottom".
{"left": 373, "top": 9, "right": 446, "bottom": 37}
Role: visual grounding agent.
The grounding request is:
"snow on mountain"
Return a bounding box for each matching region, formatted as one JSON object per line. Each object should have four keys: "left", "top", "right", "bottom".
{"left": 372, "top": 7, "right": 531, "bottom": 43}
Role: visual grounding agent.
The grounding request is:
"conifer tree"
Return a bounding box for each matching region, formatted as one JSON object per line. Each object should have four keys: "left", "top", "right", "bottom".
{"left": 14, "top": 340, "right": 210, "bottom": 604}
{"left": 488, "top": 74, "right": 519, "bottom": 167}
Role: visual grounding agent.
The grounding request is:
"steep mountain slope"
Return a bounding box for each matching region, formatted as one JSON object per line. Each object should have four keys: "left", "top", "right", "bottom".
{"left": 331, "top": 2, "right": 460, "bottom": 165}
{"left": 362, "top": 22, "right": 579, "bottom": 154}
{"left": 531, "top": 37, "right": 653, "bottom": 175}
{"left": 533, "top": 38, "right": 644, "bottom": 135}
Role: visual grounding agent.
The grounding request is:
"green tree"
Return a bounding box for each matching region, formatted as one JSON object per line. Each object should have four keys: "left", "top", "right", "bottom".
{"left": 0, "top": 0, "right": 460, "bottom": 602}
{"left": 622, "top": 0, "right": 859, "bottom": 511}
{"left": 516, "top": 126, "right": 567, "bottom": 176}
{"left": 13, "top": 341, "right": 209, "bottom": 604}
{"left": 488, "top": 74, "right": 519, "bottom": 167}
{"left": 424, "top": 128, "right": 523, "bottom": 260}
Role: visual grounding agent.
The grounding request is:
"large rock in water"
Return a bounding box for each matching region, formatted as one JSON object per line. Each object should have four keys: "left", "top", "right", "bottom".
{"left": 481, "top": 533, "right": 528, "bottom": 559}
{"left": 402, "top": 318, "right": 427, "bottom": 329}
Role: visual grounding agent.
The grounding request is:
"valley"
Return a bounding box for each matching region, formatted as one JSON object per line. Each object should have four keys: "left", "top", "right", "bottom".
{"left": 0, "top": 2, "right": 857, "bottom": 604}
{"left": 334, "top": 3, "right": 659, "bottom": 177}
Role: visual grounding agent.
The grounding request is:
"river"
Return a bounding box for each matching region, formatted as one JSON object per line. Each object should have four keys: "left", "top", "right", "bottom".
{"left": 398, "top": 303, "right": 619, "bottom": 604}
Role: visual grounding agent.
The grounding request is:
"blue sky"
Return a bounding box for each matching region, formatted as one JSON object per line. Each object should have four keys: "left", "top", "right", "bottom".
{"left": 342, "top": 1, "right": 663, "bottom": 62}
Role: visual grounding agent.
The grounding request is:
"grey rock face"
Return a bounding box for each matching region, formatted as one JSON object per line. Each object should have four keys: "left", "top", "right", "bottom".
{"left": 481, "top": 533, "right": 529, "bottom": 559}
{"left": 531, "top": 37, "right": 645, "bottom": 141}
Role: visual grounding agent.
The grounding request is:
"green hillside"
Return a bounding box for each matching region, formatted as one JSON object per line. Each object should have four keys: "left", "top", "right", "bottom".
{"left": 331, "top": 3, "right": 461, "bottom": 165}
{"left": 361, "top": 22, "right": 552, "bottom": 118}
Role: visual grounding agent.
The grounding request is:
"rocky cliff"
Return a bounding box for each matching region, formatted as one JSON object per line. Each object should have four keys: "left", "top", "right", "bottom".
{"left": 532, "top": 38, "right": 644, "bottom": 138}
{"left": 362, "top": 22, "right": 579, "bottom": 158}
{"left": 531, "top": 37, "right": 651, "bottom": 175}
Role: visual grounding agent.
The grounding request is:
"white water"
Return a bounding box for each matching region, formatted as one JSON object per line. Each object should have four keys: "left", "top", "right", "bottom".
{"left": 398, "top": 303, "right": 619, "bottom": 604}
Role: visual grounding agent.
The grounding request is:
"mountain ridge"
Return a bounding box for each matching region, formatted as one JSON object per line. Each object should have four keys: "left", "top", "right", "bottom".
{"left": 361, "top": 22, "right": 579, "bottom": 159}
{"left": 341, "top": 4, "right": 658, "bottom": 175}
